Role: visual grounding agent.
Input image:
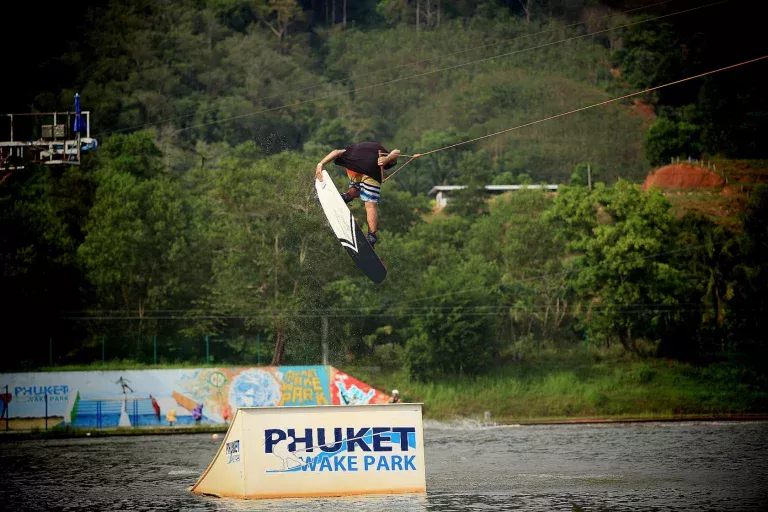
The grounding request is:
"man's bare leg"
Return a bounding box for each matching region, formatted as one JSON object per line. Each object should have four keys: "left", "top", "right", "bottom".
{"left": 365, "top": 201, "right": 378, "bottom": 234}
{"left": 341, "top": 187, "right": 360, "bottom": 204}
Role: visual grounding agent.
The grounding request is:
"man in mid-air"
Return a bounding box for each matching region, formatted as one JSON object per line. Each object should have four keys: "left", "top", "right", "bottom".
{"left": 316, "top": 142, "right": 401, "bottom": 248}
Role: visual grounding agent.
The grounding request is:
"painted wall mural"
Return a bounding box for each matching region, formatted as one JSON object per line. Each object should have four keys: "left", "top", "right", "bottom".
{"left": 0, "top": 366, "right": 390, "bottom": 428}
{"left": 330, "top": 368, "right": 391, "bottom": 405}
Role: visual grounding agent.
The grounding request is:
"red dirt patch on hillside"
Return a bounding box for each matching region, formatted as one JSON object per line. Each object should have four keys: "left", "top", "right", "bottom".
{"left": 631, "top": 99, "right": 656, "bottom": 124}
{"left": 642, "top": 160, "right": 768, "bottom": 227}
{"left": 643, "top": 164, "right": 724, "bottom": 190}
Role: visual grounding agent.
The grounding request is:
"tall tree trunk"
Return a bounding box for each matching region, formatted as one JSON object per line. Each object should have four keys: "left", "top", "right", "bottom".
{"left": 716, "top": 287, "right": 724, "bottom": 325}
{"left": 274, "top": 234, "right": 279, "bottom": 300}
{"left": 518, "top": 0, "right": 531, "bottom": 23}
{"left": 271, "top": 325, "right": 285, "bottom": 365}
{"left": 555, "top": 299, "right": 567, "bottom": 328}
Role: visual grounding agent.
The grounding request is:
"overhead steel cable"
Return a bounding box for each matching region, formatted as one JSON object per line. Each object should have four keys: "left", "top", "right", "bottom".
{"left": 93, "top": 0, "right": 686, "bottom": 138}
{"left": 61, "top": 239, "right": 713, "bottom": 320}
{"left": 61, "top": 307, "right": 751, "bottom": 321}
{"left": 383, "top": 53, "right": 767, "bottom": 181}
{"left": 60, "top": 302, "right": 706, "bottom": 316}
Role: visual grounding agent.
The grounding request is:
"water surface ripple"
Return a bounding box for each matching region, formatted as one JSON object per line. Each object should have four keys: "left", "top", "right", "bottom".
{"left": 1, "top": 421, "right": 766, "bottom": 511}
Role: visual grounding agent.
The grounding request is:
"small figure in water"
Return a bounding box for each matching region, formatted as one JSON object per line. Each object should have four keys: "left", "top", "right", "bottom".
{"left": 315, "top": 142, "right": 401, "bottom": 248}
{"left": 166, "top": 409, "right": 177, "bottom": 426}
{"left": 115, "top": 376, "right": 133, "bottom": 395}
{"left": 389, "top": 389, "right": 402, "bottom": 403}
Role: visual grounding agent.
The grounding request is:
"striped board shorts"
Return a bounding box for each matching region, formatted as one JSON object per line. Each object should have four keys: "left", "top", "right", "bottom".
{"left": 346, "top": 170, "right": 381, "bottom": 203}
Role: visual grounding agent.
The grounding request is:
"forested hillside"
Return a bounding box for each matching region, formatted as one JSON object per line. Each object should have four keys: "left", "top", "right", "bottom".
{"left": 1, "top": 0, "right": 766, "bottom": 378}
{"left": 64, "top": 0, "right": 653, "bottom": 188}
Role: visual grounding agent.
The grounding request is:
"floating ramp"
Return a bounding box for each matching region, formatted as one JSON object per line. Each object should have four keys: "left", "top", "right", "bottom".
{"left": 192, "top": 404, "right": 426, "bottom": 499}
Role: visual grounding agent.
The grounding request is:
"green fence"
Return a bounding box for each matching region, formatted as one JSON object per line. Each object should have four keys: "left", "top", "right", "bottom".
{"left": 2, "top": 317, "right": 360, "bottom": 372}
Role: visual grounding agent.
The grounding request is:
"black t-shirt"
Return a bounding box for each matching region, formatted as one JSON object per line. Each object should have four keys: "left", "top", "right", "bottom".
{"left": 333, "top": 142, "right": 396, "bottom": 182}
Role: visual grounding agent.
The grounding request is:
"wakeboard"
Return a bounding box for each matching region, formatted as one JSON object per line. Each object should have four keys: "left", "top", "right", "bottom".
{"left": 315, "top": 169, "right": 387, "bottom": 284}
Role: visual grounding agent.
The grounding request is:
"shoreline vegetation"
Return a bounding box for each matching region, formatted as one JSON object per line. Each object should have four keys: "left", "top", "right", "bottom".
{"left": 355, "top": 351, "right": 768, "bottom": 422}
{"left": 3, "top": 351, "right": 765, "bottom": 439}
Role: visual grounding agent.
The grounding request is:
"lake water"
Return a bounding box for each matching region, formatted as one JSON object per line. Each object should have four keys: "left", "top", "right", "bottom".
{"left": 1, "top": 420, "right": 766, "bottom": 511}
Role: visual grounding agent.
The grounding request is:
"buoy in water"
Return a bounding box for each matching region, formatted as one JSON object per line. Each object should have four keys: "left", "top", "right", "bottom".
{"left": 212, "top": 433, "right": 219, "bottom": 440}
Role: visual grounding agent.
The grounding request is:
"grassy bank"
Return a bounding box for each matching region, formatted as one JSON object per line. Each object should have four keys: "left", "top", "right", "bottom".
{"left": 7, "top": 352, "right": 767, "bottom": 426}
{"left": 351, "top": 352, "right": 768, "bottom": 422}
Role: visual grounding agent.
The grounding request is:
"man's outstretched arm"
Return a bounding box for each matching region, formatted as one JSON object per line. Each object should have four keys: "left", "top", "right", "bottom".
{"left": 378, "top": 149, "right": 400, "bottom": 168}
{"left": 315, "top": 149, "right": 346, "bottom": 181}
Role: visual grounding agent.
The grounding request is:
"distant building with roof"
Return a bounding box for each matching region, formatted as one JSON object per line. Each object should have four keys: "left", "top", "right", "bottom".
{"left": 428, "top": 184, "right": 559, "bottom": 208}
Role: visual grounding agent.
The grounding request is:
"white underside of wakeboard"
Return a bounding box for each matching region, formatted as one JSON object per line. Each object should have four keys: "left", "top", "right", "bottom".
{"left": 315, "top": 169, "right": 359, "bottom": 253}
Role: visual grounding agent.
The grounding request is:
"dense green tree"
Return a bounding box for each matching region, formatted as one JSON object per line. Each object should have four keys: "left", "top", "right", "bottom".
{"left": 644, "top": 116, "right": 703, "bottom": 167}
{"left": 78, "top": 136, "right": 208, "bottom": 352}
{"left": 468, "top": 190, "right": 567, "bottom": 346}
{"left": 395, "top": 129, "right": 468, "bottom": 194}
{"left": 404, "top": 256, "right": 501, "bottom": 380}
{"left": 662, "top": 214, "right": 740, "bottom": 357}
{"left": 569, "top": 162, "right": 601, "bottom": 188}
{"left": 733, "top": 185, "right": 768, "bottom": 354}
{"left": 306, "top": 118, "right": 351, "bottom": 150}
{"left": 546, "top": 181, "right": 683, "bottom": 351}
{"left": 0, "top": 168, "right": 90, "bottom": 368}
{"left": 614, "top": 18, "right": 679, "bottom": 91}
{"left": 191, "top": 149, "right": 338, "bottom": 364}
{"left": 445, "top": 150, "right": 494, "bottom": 216}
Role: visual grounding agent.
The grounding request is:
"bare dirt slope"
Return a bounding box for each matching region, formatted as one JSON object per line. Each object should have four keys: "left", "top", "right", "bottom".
{"left": 643, "top": 164, "right": 724, "bottom": 190}
{"left": 642, "top": 161, "right": 768, "bottom": 226}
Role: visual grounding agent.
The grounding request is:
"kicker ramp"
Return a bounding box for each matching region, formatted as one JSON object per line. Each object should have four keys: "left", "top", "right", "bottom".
{"left": 192, "top": 404, "right": 426, "bottom": 499}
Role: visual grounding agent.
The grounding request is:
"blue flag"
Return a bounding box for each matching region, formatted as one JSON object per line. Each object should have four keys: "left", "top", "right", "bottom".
{"left": 73, "top": 93, "right": 86, "bottom": 133}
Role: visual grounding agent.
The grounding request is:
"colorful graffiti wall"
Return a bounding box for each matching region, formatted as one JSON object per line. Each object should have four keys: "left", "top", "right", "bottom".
{"left": 0, "top": 366, "right": 390, "bottom": 428}
{"left": 330, "top": 368, "right": 390, "bottom": 405}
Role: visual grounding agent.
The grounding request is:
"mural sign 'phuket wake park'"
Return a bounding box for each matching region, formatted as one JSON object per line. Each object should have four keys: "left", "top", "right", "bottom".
{"left": 0, "top": 367, "right": 390, "bottom": 428}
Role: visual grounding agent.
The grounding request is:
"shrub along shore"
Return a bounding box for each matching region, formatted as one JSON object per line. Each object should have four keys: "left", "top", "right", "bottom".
{"left": 354, "top": 351, "right": 768, "bottom": 423}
